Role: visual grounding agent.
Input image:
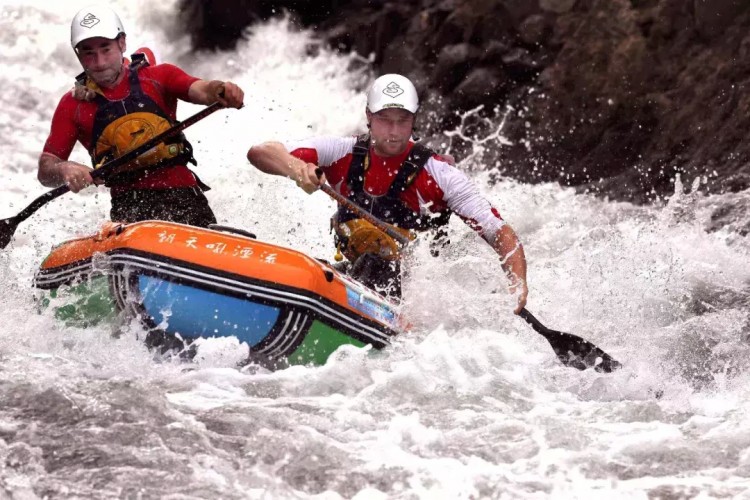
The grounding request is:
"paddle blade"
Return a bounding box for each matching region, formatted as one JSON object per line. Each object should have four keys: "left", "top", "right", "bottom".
{"left": 0, "top": 217, "right": 20, "bottom": 249}
{"left": 546, "top": 329, "right": 622, "bottom": 373}
{"left": 519, "top": 308, "right": 622, "bottom": 373}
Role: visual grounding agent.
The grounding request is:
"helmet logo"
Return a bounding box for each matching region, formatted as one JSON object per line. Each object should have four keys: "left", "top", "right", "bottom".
{"left": 382, "top": 82, "right": 404, "bottom": 98}
{"left": 80, "top": 13, "right": 100, "bottom": 29}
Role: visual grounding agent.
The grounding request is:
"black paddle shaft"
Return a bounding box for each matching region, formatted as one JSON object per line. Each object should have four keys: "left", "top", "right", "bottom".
{"left": 0, "top": 102, "right": 223, "bottom": 249}
{"left": 518, "top": 308, "right": 622, "bottom": 372}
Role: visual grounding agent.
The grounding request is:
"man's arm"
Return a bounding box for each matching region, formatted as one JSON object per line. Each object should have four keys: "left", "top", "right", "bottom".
{"left": 187, "top": 79, "right": 244, "bottom": 108}
{"left": 38, "top": 95, "right": 96, "bottom": 193}
{"left": 246, "top": 141, "right": 323, "bottom": 193}
{"left": 37, "top": 152, "right": 94, "bottom": 193}
{"left": 422, "top": 159, "right": 529, "bottom": 313}
{"left": 492, "top": 223, "right": 528, "bottom": 314}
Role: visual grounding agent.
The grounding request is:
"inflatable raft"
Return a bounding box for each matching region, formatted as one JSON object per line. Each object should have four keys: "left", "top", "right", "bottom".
{"left": 34, "top": 221, "right": 402, "bottom": 366}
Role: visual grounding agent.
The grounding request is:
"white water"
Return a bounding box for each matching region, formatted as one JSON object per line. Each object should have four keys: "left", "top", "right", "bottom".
{"left": 1, "top": 1, "right": 750, "bottom": 498}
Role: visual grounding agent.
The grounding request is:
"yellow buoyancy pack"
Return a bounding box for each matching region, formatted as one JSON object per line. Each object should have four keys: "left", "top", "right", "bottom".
{"left": 333, "top": 217, "right": 413, "bottom": 263}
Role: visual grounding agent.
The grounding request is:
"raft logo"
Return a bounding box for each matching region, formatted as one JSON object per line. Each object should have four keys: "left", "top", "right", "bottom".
{"left": 80, "top": 13, "right": 100, "bottom": 29}
{"left": 382, "top": 82, "right": 404, "bottom": 99}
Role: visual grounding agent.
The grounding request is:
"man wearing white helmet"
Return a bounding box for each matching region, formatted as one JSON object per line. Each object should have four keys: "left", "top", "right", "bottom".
{"left": 37, "top": 5, "right": 245, "bottom": 228}
{"left": 246, "top": 74, "right": 528, "bottom": 313}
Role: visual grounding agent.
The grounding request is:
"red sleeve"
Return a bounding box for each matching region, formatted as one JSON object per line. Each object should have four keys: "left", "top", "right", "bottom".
{"left": 289, "top": 148, "right": 319, "bottom": 164}
{"left": 42, "top": 93, "right": 80, "bottom": 160}
{"left": 147, "top": 63, "right": 200, "bottom": 101}
{"left": 432, "top": 153, "right": 456, "bottom": 165}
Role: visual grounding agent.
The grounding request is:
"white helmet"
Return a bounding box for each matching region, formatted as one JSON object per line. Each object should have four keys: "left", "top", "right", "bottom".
{"left": 366, "top": 74, "right": 419, "bottom": 114}
{"left": 70, "top": 5, "right": 125, "bottom": 49}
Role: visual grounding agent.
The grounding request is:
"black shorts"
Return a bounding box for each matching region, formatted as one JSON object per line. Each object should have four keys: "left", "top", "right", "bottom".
{"left": 110, "top": 187, "right": 217, "bottom": 228}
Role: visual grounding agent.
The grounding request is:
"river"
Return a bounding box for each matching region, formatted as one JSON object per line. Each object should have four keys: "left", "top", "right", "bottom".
{"left": 1, "top": 2, "right": 749, "bottom": 498}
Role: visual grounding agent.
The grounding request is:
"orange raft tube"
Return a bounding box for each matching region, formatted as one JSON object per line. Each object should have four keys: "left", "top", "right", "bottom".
{"left": 34, "top": 221, "right": 402, "bottom": 366}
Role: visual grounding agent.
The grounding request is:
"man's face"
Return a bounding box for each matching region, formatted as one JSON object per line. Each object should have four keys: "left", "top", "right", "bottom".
{"left": 367, "top": 108, "right": 415, "bottom": 157}
{"left": 76, "top": 36, "right": 126, "bottom": 87}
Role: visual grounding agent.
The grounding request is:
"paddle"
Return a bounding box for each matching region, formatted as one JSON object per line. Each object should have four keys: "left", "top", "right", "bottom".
{"left": 314, "top": 169, "right": 622, "bottom": 372}
{"left": 0, "top": 101, "right": 224, "bottom": 249}
{"left": 518, "top": 308, "right": 621, "bottom": 372}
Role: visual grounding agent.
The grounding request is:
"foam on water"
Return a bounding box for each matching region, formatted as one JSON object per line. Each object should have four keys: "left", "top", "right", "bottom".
{"left": 1, "top": 1, "right": 749, "bottom": 497}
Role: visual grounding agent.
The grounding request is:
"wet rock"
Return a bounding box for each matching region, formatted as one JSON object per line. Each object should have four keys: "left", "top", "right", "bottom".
{"left": 454, "top": 67, "right": 509, "bottom": 108}
{"left": 501, "top": 47, "right": 542, "bottom": 82}
{"left": 328, "top": 3, "right": 413, "bottom": 68}
{"left": 437, "top": 0, "right": 518, "bottom": 46}
{"left": 179, "top": 0, "right": 263, "bottom": 50}
{"left": 722, "top": 173, "right": 750, "bottom": 194}
{"left": 707, "top": 196, "right": 750, "bottom": 236}
{"left": 518, "top": 14, "right": 551, "bottom": 46}
{"left": 480, "top": 39, "right": 512, "bottom": 64}
{"left": 694, "top": 0, "right": 750, "bottom": 39}
{"left": 432, "top": 44, "right": 480, "bottom": 91}
{"left": 540, "top": 0, "right": 576, "bottom": 14}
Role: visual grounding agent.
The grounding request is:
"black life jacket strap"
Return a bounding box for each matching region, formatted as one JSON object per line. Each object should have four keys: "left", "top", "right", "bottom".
{"left": 129, "top": 52, "right": 149, "bottom": 71}
{"left": 386, "top": 143, "right": 453, "bottom": 230}
{"left": 386, "top": 143, "right": 432, "bottom": 197}
{"left": 429, "top": 208, "right": 453, "bottom": 227}
{"left": 347, "top": 134, "right": 371, "bottom": 194}
{"left": 74, "top": 71, "right": 87, "bottom": 87}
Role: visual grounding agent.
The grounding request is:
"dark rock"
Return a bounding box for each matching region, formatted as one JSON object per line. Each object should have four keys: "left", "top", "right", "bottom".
{"left": 694, "top": 0, "right": 750, "bottom": 39}
{"left": 453, "top": 67, "right": 509, "bottom": 108}
{"left": 439, "top": 0, "right": 519, "bottom": 45}
{"left": 499, "top": 0, "right": 543, "bottom": 27}
{"left": 432, "top": 44, "right": 480, "bottom": 91}
{"left": 540, "top": 0, "right": 576, "bottom": 14}
{"left": 518, "top": 14, "right": 551, "bottom": 46}
{"left": 480, "top": 39, "right": 512, "bottom": 64}
{"left": 501, "top": 47, "right": 542, "bottom": 82}
{"left": 707, "top": 196, "right": 750, "bottom": 235}
{"left": 722, "top": 173, "right": 750, "bottom": 193}
{"left": 178, "top": 0, "right": 258, "bottom": 50}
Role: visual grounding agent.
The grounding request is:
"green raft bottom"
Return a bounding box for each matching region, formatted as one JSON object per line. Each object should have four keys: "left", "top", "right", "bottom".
{"left": 45, "top": 275, "right": 117, "bottom": 327}
{"left": 286, "top": 320, "right": 367, "bottom": 366}
{"left": 41, "top": 276, "right": 377, "bottom": 366}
